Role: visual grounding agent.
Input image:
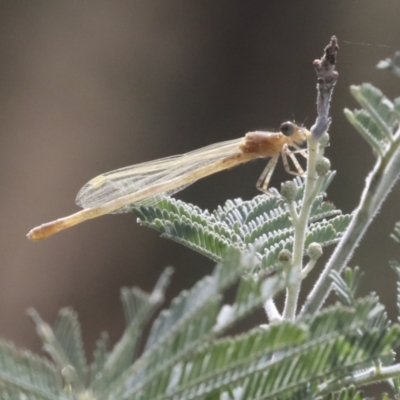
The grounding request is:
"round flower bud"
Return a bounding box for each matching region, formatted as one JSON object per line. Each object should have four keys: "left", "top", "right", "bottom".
{"left": 307, "top": 242, "right": 323, "bottom": 260}
{"left": 319, "top": 132, "right": 330, "bottom": 148}
{"left": 315, "top": 157, "right": 331, "bottom": 177}
{"left": 61, "top": 365, "right": 75, "bottom": 382}
{"left": 278, "top": 249, "right": 292, "bottom": 263}
{"left": 281, "top": 180, "right": 298, "bottom": 202}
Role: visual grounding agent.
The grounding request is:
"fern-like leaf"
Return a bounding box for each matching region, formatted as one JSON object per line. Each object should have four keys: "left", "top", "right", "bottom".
{"left": 104, "top": 250, "right": 287, "bottom": 399}
{"left": 90, "top": 332, "right": 109, "bottom": 384}
{"left": 377, "top": 51, "right": 400, "bottom": 78}
{"left": 0, "top": 339, "right": 63, "bottom": 399}
{"left": 305, "top": 214, "right": 352, "bottom": 248}
{"left": 394, "top": 97, "right": 400, "bottom": 121}
{"left": 331, "top": 266, "right": 364, "bottom": 307}
{"left": 91, "top": 267, "right": 172, "bottom": 393}
{"left": 344, "top": 108, "right": 389, "bottom": 156}
{"left": 347, "top": 83, "right": 398, "bottom": 145}
{"left": 135, "top": 199, "right": 243, "bottom": 262}
{"left": 391, "top": 221, "right": 400, "bottom": 243}
{"left": 126, "top": 297, "right": 399, "bottom": 400}
{"left": 134, "top": 175, "right": 349, "bottom": 273}
{"left": 390, "top": 260, "right": 400, "bottom": 324}
{"left": 215, "top": 268, "right": 287, "bottom": 333}
{"left": 103, "top": 250, "right": 245, "bottom": 398}
{"left": 52, "top": 308, "right": 88, "bottom": 387}
{"left": 388, "top": 376, "right": 400, "bottom": 399}
{"left": 28, "top": 308, "right": 85, "bottom": 391}
{"left": 325, "top": 385, "right": 367, "bottom": 400}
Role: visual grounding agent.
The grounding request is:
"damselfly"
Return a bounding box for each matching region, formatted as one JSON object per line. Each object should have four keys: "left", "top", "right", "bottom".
{"left": 27, "top": 121, "right": 309, "bottom": 241}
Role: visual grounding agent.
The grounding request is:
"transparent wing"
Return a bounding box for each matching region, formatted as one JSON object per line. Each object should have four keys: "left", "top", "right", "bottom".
{"left": 75, "top": 138, "right": 243, "bottom": 213}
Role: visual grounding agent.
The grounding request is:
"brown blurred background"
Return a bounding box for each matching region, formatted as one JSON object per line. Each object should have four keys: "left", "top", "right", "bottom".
{"left": 1, "top": 1, "right": 400, "bottom": 358}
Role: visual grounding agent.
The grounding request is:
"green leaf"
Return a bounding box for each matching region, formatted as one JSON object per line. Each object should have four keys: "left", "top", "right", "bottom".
{"left": 344, "top": 108, "right": 387, "bottom": 157}
{"left": 305, "top": 214, "right": 352, "bottom": 248}
{"left": 0, "top": 339, "right": 63, "bottom": 400}
{"left": 377, "top": 51, "right": 400, "bottom": 78}
{"left": 331, "top": 267, "right": 364, "bottom": 307}
{"left": 349, "top": 84, "right": 397, "bottom": 142}
{"left": 391, "top": 221, "right": 400, "bottom": 243}
{"left": 28, "top": 308, "right": 84, "bottom": 391}
{"left": 91, "top": 268, "right": 172, "bottom": 393}
{"left": 309, "top": 196, "right": 341, "bottom": 222}
{"left": 134, "top": 176, "right": 349, "bottom": 273}
{"left": 52, "top": 308, "right": 88, "bottom": 386}
{"left": 122, "top": 266, "right": 173, "bottom": 327}
{"left": 89, "top": 332, "right": 109, "bottom": 384}
{"left": 257, "top": 239, "right": 292, "bottom": 273}
{"left": 135, "top": 199, "right": 243, "bottom": 263}
{"left": 390, "top": 260, "right": 400, "bottom": 323}
{"left": 388, "top": 376, "right": 400, "bottom": 399}
{"left": 394, "top": 97, "right": 400, "bottom": 120}
{"left": 328, "top": 214, "right": 353, "bottom": 233}
{"left": 216, "top": 268, "right": 287, "bottom": 333}
{"left": 128, "top": 297, "right": 399, "bottom": 400}
{"left": 105, "top": 250, "right": 287, "bottom": 399}
{"left": 133, "top": 323, "right": 308, "bottom": 400}
{"left": 330, "top": 385, "right": 367, "bottom": 400}
{"left": 103, "top": 250, "right": 246, "bottom": 399}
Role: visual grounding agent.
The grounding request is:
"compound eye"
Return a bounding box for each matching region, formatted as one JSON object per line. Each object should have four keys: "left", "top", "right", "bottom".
{"left": 280, "top": 121, "right": 295, "bottom": 136}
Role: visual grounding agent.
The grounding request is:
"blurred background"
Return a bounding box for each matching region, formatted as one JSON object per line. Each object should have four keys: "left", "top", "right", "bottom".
{"left": 1, "top": 0, "right": 400, "bottom": 359}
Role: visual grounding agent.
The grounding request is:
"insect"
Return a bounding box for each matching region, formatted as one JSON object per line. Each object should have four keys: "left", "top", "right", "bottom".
{"left": 27, "top": 121, "right": 309, "bottom": 241}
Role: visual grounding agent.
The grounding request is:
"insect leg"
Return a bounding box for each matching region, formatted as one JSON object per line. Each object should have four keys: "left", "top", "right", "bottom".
{"left": 290, "top": 143, "right": 308, "bottom": 159}
{"left": 256, "top": 154, "right": 279, "bottom": 193}
{"left": 281, "top": 145, "right": 305, "bottom": 176}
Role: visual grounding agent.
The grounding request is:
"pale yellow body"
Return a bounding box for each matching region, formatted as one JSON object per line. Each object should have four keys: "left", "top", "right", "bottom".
{"left": 28, "top": 122, "right": 308, "bottom": 240}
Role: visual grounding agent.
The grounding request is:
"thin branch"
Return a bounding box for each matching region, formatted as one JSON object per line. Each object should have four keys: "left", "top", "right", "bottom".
{"left": 301, "top": 129, "right": 400, "bottom": 316}
{"left": 264, "top": 298, "right": 282, "bottom": 322}
{"left": 282, "top": 36, "right": 338, "bottom": 320}
{"left": 318, "top": 362, "right": 400, "bottom": 396}
{"left": 282, "top": 135, "right": 319, "bottom": 320}
{"left": 311, "top": 35, "right": 339, "bottom": 139}
{"left": 301, "top": 258, "right": 318, "bottom": 279}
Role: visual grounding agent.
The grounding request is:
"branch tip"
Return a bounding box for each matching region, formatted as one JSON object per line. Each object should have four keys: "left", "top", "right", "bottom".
{"left": 311, "top": 36, "right": 339, "bottom": 138}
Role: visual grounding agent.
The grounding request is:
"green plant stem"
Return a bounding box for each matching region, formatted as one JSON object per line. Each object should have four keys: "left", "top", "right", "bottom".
{"left": 264, "top": 298, "right": 282, "bottom": 322}
{"left": 317, "top": 362, "right": 400, "bottom": 396}
{"left": 287, "top": 201, "right": 299, "bottom": 224}
{"left": 283, "top": 134, "right": 320, "bottom": 320}
{"left": 301, "top": 258, "right": 318, "bottom": 279}
{"left": 301, "top": 130, "right": 400, "bottom": 316}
